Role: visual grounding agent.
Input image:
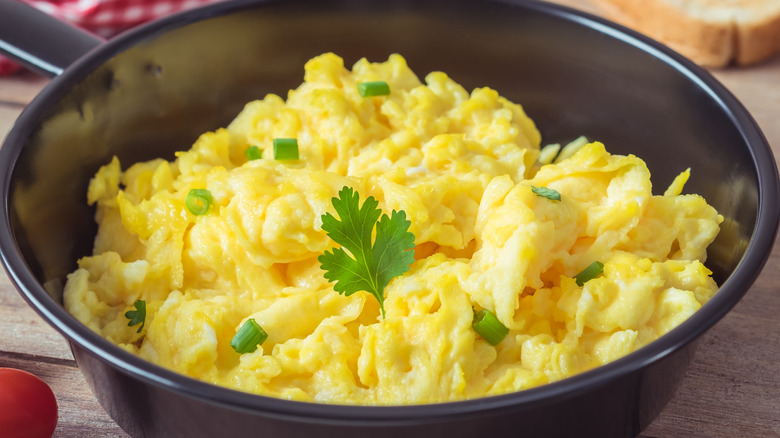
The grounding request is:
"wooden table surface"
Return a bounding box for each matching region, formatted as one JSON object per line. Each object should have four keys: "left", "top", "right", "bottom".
{"left": 0, "top": 1, "right": 778, "bottom": 436}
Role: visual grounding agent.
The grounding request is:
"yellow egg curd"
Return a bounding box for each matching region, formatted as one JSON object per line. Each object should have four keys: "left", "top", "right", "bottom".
{"left": 63, "top": 53, "right": 722, "bottom": 405}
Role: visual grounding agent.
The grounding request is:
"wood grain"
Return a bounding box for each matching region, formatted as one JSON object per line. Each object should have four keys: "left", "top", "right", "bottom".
{"left": 0, "top": 286, "right": 129, "bottom": 437}
{"left": 0, "top": 1, "right": 778, "bottom": 436}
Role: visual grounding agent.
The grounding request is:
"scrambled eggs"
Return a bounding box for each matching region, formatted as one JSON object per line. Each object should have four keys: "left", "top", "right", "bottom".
{"left": 63, "top": 53, "right": 722, "bottom": 404}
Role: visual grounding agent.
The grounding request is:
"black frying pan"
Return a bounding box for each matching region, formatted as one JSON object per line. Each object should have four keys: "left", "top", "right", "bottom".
{"left": 0, "top": 1, "right": 777, "bottom": 437}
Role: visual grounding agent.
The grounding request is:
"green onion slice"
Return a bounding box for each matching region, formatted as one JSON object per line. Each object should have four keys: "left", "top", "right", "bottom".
{"left": 231, "top": 318, "right": 268, "bottom": 354}
{"left": 554, "top": 135, "right": 589, "bottom": 163}
{"left": 531, "top": 185, "right": 561, "bottom": 201}
{"left": 125, "top": 300, "right": 146, "bottom": 334}
{"left": 472, "top": 309, "right": 509, "bottom": 346}
{"left": 574, "top": 261, "right": 604, "bottom": 286}
{"left": 537, "top": 143, "right": 561, "bottom": 165}
{"left": 245, "top": 145, "right": 262, "bottom": 161}
{"left": 357, "top": 81, "right": 390, "bottom": 97}
{"left": 273, "top": 138, "right": 299, "bottom": 160}
{"left": 186, "top": 188, "right": 213, "bottom": 215}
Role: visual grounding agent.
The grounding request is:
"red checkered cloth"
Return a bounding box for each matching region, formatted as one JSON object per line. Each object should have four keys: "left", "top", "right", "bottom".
{"left": 0, "top": 0, "right": 226, "bottom": 75}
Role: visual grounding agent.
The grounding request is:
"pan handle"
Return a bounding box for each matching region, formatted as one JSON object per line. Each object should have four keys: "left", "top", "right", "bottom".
{"left": 0, "top": 0, "right": 104, "bottom": 78}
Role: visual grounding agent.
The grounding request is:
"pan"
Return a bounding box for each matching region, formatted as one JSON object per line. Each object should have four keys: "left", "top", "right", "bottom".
{"left": 0, "top": 0, "right": 777, "bottom": 436}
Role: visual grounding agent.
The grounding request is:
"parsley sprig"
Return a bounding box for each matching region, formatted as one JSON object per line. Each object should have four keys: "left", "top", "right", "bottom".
{"left": 125, "top": 300, "right": 146, "bottom": 333}
{"left": 531, "top": 185, "right": 561, "bottom": 201}
{"left": 318, "top": 186, "right": 415, "bottom": 318}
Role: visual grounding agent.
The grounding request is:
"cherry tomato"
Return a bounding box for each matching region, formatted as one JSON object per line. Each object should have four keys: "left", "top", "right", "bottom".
{"left": 0, "top": 368, "right": 58, "bottom": 438}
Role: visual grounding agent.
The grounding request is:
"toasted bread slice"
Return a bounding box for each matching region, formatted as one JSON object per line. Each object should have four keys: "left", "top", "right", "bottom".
{"left": 587, "top": 0, "right": 780, "bottom": 67}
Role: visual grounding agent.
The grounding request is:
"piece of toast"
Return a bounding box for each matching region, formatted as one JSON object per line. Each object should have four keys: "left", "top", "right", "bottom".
{"left": 586, "top": 0, "right": 780, "bottom": 67}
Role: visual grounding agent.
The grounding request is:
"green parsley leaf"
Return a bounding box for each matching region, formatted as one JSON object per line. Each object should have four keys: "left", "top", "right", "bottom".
{"left": 531, "top": 185, "right": 561, "bottom": 201}
{"left": 318, "top": 186, "right": 415, "bottom": 318}
{"left": 125, "top": 300, "right": 146, "bottom": 333}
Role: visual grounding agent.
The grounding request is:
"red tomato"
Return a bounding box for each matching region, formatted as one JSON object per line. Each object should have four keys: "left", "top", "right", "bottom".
{"left": 0, "top": 368, "right": 58, "bottom": 438}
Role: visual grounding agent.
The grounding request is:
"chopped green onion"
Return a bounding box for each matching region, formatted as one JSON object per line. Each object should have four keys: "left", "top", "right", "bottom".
{"left": 186, "top": 188, "right": 213, "bottom": 215}
{"left": 537, "top": 143, "right": 561, "bottom": 165}
{"left": 554, "top": 135, "right": 589, "bottom": 163}
{"left": 358, "top": 81, "right": 390, "bottom": 97}
{"left": 125, "top": 300, "right": 146, "bottom": 334}
{"left": 273, "top": 138, "right": 299, "bottom": 160}
{"left": 574, "top": 261, "right": 604, "bottom": 286}
{"left": 472, "top": 309, "right": 509, "bottom": 346}
{"left": 231, "top": 318, "right": 268, "bottom": 354}
{"left": 245, "top": 145, "right": 262, "bottom": 161}
{"left": 531, "top": 185, "right": 561, "bottom": 201}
